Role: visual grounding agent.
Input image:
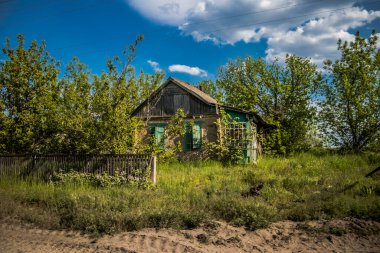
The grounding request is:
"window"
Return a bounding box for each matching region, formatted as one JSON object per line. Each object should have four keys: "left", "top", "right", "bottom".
{"left": 224, "top": 121, "right": 254, "bottom": 163}
{"left": 184, "top": 121, "right": 202, "bottom": 151}
{"left": 224, "top": 122, "right": 252, "bottom": 148}
{"left": 149, "top": 124, "right": 165, "bottom": 149}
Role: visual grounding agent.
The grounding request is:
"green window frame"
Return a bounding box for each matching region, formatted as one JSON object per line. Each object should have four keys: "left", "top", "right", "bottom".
{"left": 149, "top": 123, "right": 166, "bottom": 149}
{"left": 184, "top": 121, "right": 202, "bottom": 151}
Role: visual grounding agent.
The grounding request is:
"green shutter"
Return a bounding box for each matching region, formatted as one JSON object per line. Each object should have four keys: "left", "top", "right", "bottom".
{"left": 155, "top": 126, "right": 165, "bottom": 149}
{"left": 148, "top": 124, "right": 165, "bottom": 149}
{"left": 192, "top": 122, "right": 202, "bottom": 149}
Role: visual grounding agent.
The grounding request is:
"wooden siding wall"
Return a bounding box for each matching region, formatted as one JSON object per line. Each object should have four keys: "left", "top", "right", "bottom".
{"left": 135, "top": 82, "right": 216, "bottom": 117}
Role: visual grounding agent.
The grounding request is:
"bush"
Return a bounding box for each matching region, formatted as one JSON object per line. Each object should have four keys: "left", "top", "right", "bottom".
{"left": 204, "top": 142, "right": 243, "bottom": 165}
{"left": 51, "top": 169, "right": 153, "bottom": 189}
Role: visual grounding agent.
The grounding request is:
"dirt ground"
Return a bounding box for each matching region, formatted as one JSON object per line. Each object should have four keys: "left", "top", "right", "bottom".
{"left": 0, "top": 218, "right": 379, "bottom": 253}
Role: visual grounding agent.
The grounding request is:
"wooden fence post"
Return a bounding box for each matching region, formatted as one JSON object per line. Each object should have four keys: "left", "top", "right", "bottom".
{"left": 150, "top": 156, "right": 157, "bottom": 184}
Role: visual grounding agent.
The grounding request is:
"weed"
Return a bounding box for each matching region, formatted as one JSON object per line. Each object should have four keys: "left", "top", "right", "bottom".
{"left": 0, "top": 153, "right": 379, "bottom": 235}
{"left": 329, "top": 227, "right": 347, "bottom": 236}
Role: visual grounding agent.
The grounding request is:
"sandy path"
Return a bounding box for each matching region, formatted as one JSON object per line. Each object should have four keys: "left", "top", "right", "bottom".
{"left": 1, "top": 218, "right": 379, "bottom": 253}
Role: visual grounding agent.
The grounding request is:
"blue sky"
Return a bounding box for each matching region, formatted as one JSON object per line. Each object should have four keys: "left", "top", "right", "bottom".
{"left": 1, "top": 0, "right": 379, "bottom": 83}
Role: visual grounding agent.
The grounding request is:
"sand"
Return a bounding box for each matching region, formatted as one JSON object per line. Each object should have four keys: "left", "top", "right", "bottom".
{"left": 1, "top": 218, "right": 379, "bottom": 253}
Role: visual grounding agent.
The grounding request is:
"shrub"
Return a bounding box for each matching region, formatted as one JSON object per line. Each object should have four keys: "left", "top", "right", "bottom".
{"left": 51, "top": 169, "right": 153, "bottom": 189}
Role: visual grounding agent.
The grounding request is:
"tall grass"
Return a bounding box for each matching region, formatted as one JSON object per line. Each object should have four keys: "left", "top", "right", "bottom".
{"left": 0, "top": 153, "right": 379, "bottom": 234}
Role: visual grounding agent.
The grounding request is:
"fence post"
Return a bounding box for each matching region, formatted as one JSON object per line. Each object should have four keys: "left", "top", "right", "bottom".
{"left": 150, "top": 156, "right": 157, "bottom": 184}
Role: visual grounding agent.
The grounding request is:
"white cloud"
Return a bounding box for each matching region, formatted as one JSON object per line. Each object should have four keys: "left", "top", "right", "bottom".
{"left": 265, "top": 8, "right": 380, "bottom": 65}
{"left": 127, "top": 0, "right": 198, "bottom": 25}
{"left": 147, "top": 60, "right": 162, "bottom": 72}
{"left": 127, "top": 0, "right": 380, "bottom": 65}
{"left": 169, "top": 64, "right": 208, "bottom": 77}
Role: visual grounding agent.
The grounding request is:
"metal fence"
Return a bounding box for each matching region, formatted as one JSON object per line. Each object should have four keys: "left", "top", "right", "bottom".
{"left": 0, "top": 154, "right": 157, "bottom": 183}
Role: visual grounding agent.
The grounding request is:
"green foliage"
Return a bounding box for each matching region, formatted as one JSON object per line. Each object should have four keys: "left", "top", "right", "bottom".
{"left": 0, "top": 34, "right": 61, "bottom": 153}
{"left": 204, "top": 109, "right": 245, "bottom": 165}
{"left": 0, "top": 153, "right": 379, "bottom": 234}
{"left": 210, "top": 198, "right": 275, "bottom": 230}
{"left": 204, "top": 141, "right": 243, "bottom": 166}
{"left": 320, "top": 31, "right": 380, "bottom": 151}
{"left": 0, "top": 34, "right": 165, "bottom": 154}
{"left": 217, "top": 55, "right": 322, "bottom": 155}
{"left": 165, "top": 108, "right": 187, "bottom": 139}
{"left": 57, "top": 38, "right": 164, "bottom": 154}
{"left": 197, "top": 80, "right": 223, "bottom": 101}
{"left": 143, "top": 108, "right": 188, "bottom": 161}
{"left": 51, "top": 169, "right": 153, "bottom": 189}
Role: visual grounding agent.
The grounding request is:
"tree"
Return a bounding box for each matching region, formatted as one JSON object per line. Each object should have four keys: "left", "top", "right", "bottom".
{"left": 90, "top": 58, "right": 164, "bottom": 154}
{"left": 320, "top": 31, "right": 380, "bottom": 151}
{"left": 62, "top": 36, "right": 164, "bottom": 154}
{"left": 197, "top": 80, "right": 222, "bottom": 101}
{"left": 0, "top": 75, "right": 8, "bottom": 153}
{"left": 58, "top": 57, "right": 94, "bottom": 153}
{"left": 0, "top": 34, "right": 165, "bottom": 154}
{"left": 0, "top": 34, "right": 60, "bottom": 154}
{"left": 217, "top": 55, "right": 322, "bottom": 155}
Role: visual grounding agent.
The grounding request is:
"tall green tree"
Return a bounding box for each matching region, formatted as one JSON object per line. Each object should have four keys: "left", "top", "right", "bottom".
{"left": 320, "top": 31, "right": 380, "bottom": 151}
{"left": 0, "top": 74, "right": 8, "bottom": 153}
{"left": 91, "top": 57, "right": 164, "bottom": 153}
{"left": 59, "top": 36, "right": 164, "bottom": 154}
{"left": 0, "top": 34, "right": 60, "bottom": 153}
{"left": 217, "top": 55, "right": 322, "bottom": 155}
{"left": 58, "top": 57, "right": 93, "bottom": 153}
{"left": 0, "top": 34, "right": 164, "bottom": 154}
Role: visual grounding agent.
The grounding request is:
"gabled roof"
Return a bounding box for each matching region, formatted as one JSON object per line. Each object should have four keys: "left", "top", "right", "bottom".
{"left": 131, "top": 77, "right": 273, "bottom": 128}
{"left": 169, "top": 77, "right": 217, "bottom": 105}
{"left": 131, "top": 77, "right": 217, "bottom": 116}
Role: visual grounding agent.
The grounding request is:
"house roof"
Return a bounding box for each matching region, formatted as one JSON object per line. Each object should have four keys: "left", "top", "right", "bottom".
{"left": 169, "top": 77, "right": 217, "bottom": 105}
{"left": 220, "top": 105, "right": 273, "bottom": 129}
{"left": 132, "top": 77, "right": 273, "bottom": 128}
{"left": 131, "top": 77, "right": 217, "bottom": 116}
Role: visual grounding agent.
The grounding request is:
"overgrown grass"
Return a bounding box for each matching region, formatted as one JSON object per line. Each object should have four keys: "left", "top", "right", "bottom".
{"left": 0, "top": 153, "right": 379, "bottom": 235}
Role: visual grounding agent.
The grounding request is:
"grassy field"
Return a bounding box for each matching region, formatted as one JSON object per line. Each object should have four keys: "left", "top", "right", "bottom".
{"left": 0, "top": 153, "right": 379, "bottom": 235}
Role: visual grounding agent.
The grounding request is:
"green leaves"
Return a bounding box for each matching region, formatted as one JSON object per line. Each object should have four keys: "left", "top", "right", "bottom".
{"left": 0, "top": 34, "right": 60, "bottom": 153}
{"left": 320, "top": 31, "right": 380, "bottom": 151}
{"left": 0, "top": 34, "right": 165, "bottom": 155}
{"left": 217, "top": 55, "right": 322, "bottom": 155}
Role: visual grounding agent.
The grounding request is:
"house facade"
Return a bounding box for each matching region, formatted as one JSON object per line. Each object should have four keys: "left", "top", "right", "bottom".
{"left": 132, "top": 77, "right": 271, "bottom": 163}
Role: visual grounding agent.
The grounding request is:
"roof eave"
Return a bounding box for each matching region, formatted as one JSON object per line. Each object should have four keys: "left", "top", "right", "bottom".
{"left": 220, "top": 105, "right": 274, "bottom": 129}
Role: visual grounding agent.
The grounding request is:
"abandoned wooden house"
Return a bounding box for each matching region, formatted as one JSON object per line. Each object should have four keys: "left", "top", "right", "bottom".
{"left": 132, "top": 77, "right": 271, "bottom": 163}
